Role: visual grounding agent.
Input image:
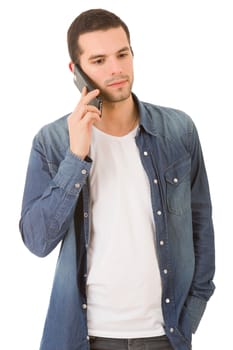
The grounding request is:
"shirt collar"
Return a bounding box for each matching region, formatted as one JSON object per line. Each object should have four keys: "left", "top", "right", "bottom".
{"left": 132, "top": 93, "right": 158, "bottom": 137}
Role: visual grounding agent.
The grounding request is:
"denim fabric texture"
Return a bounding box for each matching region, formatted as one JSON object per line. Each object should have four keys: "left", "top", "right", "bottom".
{"left": 19, "top": 94, "right": 215, "bottom": 350}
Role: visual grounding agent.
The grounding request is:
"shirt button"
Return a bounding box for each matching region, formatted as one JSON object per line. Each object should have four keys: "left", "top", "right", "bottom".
{"left": 153, "top": 179, "right": 158, "bottom": 184}
{"left": 82, "top": 304, "right": 87, "bottom": 309}
{"left": 173, "top": 177, "right": 178, "bottom": 183}
{"left": 81, "top": 169, "right": 87, "bottom": 175}
{"left": 143, "top": 151, "right": 148, "bottom": 156}
{"left": 84, "top": 212, "right": 88, "bottom": 218}
{"left": 75, "top": 183, "right": 81, "bottom": 189}
{"left": 165, "top": 298, "right": 170, "bottom": 303}
{"left": 157, "top": 210, "right": 162, "bottom": 216}
{"left": 163, "top": 269, "right": 168, "bottom": 274}
{"left": 170, "top": 328, "right": 174, "bottom": 333}
{"left": 160, "top": 240, "right": 164, "bottom": 246}
{"left": 86, "top": 336, "right": 90, "bottom": 341}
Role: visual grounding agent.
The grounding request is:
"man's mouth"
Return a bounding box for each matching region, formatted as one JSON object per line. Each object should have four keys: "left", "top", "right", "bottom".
{"left": 106, "top": 77, "right": 129, "bottom": 88}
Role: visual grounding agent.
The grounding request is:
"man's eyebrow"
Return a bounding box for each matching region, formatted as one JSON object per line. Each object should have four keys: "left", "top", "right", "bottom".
{"left": 88, "top": 46, "right": 130, "bottom": 61}
{"left": 118, "top": 46, "right": 130, "bottom": 53}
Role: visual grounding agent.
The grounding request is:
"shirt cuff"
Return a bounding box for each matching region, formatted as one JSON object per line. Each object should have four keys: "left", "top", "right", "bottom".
{"left": 53, "top": 149, "right": 92, "bottom": 195}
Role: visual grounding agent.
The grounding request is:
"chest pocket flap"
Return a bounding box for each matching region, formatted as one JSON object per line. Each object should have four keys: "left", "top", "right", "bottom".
{"left": 165, "top": 156, "right": 191, "bottom": 215}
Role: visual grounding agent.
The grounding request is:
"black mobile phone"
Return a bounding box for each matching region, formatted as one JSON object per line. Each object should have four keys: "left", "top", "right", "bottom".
{"left": 73, "top": 64, "right": 103, "bottom": 112}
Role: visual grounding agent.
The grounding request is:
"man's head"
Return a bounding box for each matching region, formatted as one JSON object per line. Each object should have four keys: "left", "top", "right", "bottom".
{"left": 67, "top": 8, "right": 132, "bottom": 64}
{"left": 67, "top": 9, "right": 134, "bottom": 104}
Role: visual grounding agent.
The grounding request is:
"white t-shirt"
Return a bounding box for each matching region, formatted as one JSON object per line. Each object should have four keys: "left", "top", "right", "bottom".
{"left": 87, "top": 125, "right": 165, "bottom": 338}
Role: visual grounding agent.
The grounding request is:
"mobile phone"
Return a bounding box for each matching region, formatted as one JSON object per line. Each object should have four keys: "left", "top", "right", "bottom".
{"left": 73, "top": 64, "right": 103, "bottom": 112}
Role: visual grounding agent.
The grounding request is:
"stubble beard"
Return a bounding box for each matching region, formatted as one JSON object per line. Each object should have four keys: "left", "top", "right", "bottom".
{"left": 100, "top": 77, "right": 134, "bottom": 104}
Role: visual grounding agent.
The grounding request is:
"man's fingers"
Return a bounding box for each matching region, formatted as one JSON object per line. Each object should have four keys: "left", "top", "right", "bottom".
{"left": 81, "top": 104, "right": 101, "bottom": 117}
{"left": 81, "top": 88, "right": 100, "bottom": 105}
{"left": 81, "top": 86, "right": 88, "bottom": 97}
{"left": 83, "top": 111, "right": 101, "bottom": 125}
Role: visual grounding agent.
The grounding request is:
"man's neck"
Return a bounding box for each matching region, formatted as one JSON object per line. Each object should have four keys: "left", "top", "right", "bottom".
{"left": 94, "top": 94, "right": 139, "bottom": 136}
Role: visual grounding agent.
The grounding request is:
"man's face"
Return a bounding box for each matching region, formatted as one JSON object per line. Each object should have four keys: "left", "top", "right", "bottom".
{"left": 77, "top": 27, "right": 134, "bottom": 103}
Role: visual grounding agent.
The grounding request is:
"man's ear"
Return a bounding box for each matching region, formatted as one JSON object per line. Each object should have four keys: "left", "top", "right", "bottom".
{"left": 69, "top": 62, "right": 75, "bottom": 73}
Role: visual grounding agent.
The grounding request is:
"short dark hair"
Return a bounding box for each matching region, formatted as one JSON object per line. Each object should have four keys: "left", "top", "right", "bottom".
{"left": 67, "top": 8, "right": 131, "bottom": 63}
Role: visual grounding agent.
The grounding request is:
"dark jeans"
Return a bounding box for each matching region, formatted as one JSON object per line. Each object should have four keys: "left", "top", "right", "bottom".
{"left": 89, "top": 335, "right": 173, "bottom": 350}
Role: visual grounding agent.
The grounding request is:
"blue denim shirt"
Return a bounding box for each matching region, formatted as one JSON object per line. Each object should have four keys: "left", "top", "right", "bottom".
{"left": 19, "top": 94, "right": 215, "bottom": 350}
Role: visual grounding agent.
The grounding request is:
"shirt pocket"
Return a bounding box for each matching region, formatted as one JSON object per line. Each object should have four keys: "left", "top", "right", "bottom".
{"left": 164, "top": 156, "right": 191, "bottom": 215}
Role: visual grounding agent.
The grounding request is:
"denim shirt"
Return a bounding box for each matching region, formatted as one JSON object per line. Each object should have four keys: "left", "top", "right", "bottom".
{"left": 19, "top": 94, "right": 215, "bottom": 350}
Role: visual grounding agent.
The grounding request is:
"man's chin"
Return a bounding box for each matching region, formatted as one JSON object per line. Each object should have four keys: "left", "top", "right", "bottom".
{"left": 102, "top": 90, "right": 132, "bottom": 104}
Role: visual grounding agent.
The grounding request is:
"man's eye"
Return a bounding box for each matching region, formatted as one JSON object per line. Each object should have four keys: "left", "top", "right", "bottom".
{"left": 119, "top": 52, "right": 128, "bottom": 58}
{"left": 93, "top": 58, "right": 104, "bottom": 65}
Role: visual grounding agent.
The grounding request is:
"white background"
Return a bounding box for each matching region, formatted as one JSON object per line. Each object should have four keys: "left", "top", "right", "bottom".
{"left": 0, "top": 0, "right": 232, "bottom": 349}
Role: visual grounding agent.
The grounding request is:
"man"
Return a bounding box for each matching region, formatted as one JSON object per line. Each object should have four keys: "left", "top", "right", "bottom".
{"left": 19, "top": 8, "right": 215, "bottom": 350}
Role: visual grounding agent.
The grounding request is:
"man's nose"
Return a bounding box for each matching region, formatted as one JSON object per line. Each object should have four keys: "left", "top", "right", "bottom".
{"left": 107, "top": 57, "right": 123, "bottom": 76}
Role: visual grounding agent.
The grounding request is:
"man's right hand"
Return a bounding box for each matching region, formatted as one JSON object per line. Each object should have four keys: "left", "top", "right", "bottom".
{"left": 68, "top": 87, "right": 101, "bottom": 159}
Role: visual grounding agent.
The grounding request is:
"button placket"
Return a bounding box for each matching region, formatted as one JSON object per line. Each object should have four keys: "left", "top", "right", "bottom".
{"left": 139, "top": 139, "right": 169, "bottom": 293}
{"left": 137, "top": 137, "right": 175, "bottom": 338}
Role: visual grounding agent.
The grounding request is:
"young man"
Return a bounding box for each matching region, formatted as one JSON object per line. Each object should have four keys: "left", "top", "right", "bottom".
{"left": 19, "top": 8, "right": 215, "bottom": 350}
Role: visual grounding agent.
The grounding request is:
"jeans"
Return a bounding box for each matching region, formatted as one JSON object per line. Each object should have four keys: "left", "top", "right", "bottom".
{"left": 89, "top": 335, "right": 173, "bottom": 350}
